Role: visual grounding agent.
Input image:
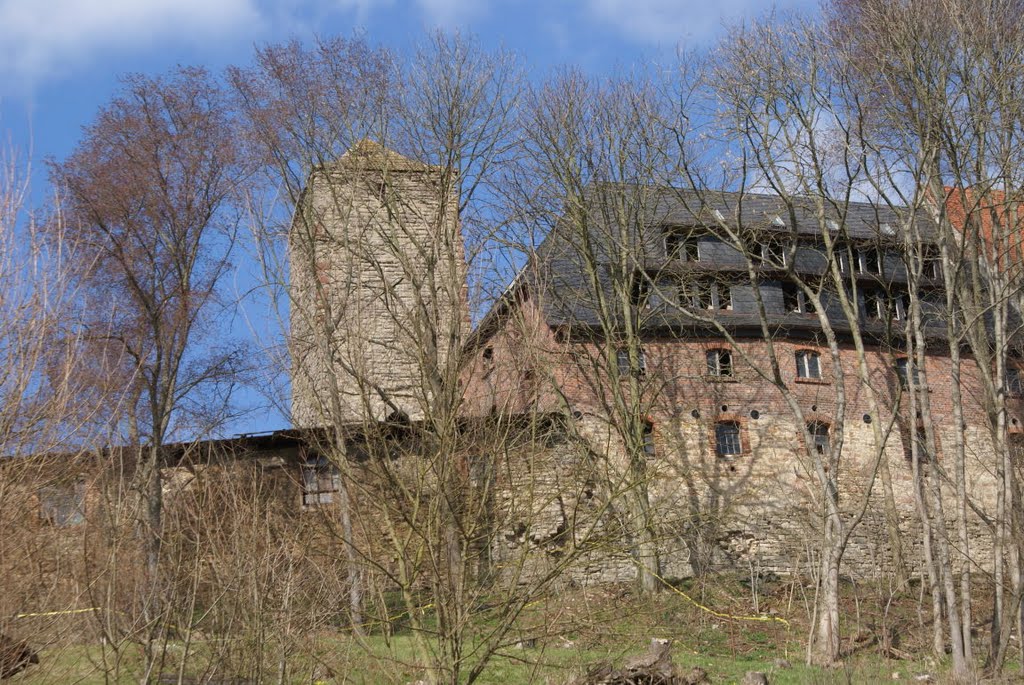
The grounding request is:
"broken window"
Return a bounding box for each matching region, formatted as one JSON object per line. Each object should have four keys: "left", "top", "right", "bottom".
{"left": 301, "top": 454, "right": 340, "bottom": 507}
{"left": 782, "top": 283, "right": 815, "bottom": 314}
{"left": 706, "top": 349, "right": 733, "bottom": 378}
{"left": 857, "top": 247, "right": 881, "bottom": 275}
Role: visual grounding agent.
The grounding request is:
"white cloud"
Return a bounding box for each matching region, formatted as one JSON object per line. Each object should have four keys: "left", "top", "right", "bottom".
{"left": 585, "top": 0, "right": 814, "bottom": 44}
{"left": 0, "top": 0, "right": 264, "bottom": 89}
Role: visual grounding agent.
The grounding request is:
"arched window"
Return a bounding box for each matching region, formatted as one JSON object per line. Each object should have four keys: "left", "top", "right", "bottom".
{"left": 808, "top": 421, "right": 830, "bottom": 456}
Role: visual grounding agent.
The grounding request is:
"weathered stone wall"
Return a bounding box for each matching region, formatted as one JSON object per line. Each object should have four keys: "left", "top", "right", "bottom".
{"left": 463, "top": 300, "right": 1007, "bottom": 585}
{"left": 290, "top": 141, "right": 465, "bottom": 427}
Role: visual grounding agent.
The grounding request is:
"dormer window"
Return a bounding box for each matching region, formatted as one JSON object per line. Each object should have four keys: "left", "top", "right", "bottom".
{"left": 922, "top": 246, "right": 942, "bottom": 279}
{"left": 857, "top": 247, "right": 881, "bottom": 275}
{"left": 863, "top": 288, "right": 888, "bottom": 321}
{"left": 681, "top": 279, "right": 730, "bottom": 312}
{"left": 664, "top": 227, "right": 701, "bottom": 261}
{"left": 783, "top": 283, "right": 815, "bottom": 314}
{"left": 760, "top": 240, "right": 789, "bottom": 268}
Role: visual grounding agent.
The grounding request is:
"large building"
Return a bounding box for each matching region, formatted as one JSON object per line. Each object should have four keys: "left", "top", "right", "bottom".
{"left": 21, "top": 144, "right": 1018, "bottom": 590}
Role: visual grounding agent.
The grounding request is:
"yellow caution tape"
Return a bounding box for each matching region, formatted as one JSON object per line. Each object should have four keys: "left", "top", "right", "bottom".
{"left": 642, "top": 564, "right": 790, "bottom": 627}
{"left": 16, "top": 607, "right": 100, "bottom": 618}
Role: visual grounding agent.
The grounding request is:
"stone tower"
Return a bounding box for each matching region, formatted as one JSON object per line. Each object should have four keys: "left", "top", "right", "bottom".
{"left": 289, "top": 140, "right": 466, "bottom": 427}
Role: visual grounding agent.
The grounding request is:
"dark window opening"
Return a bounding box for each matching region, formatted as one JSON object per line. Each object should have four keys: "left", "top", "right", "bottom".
{"left": 642, "top": 421, "right": 656, "bottom": 457}
{"left": 706, "top": 349, "right": 733, "bottom": 377}
{"left": 895, "top": 357, "right": 921, "bottom": 390}
{"left": 863, "top": 288, "right": 888, "bottom": 321}
{"left": 1008, "top": 367, "right": 1024, "bottom": 398}
{"left": 922, "top": 247, "right": 942, "bottom": 279}
{"left": 302, "top": 454, "right": 340, "bottom": 507}
{"left": 796, "top": 350, "right": 822, "bottom": 379}
{"left": 808, "top": 421, "right": 830, "bottom": 456}
{"left": 715, "top": 421, "right": 743, "bottom": 457}
{"left": 782, "top": 283, "right": 815, "bottom": 314}
{"left": 904, "top": 426, "right": 932, "bottom": 464}
{"left": 482, "top": 346, "right": 495, "bottom": 374}
{"left": 760, "top": 240, "right": 789, "bottom": 268}
{"left": 630, "top": 273, "right": 650, "bottom": 309}
{"left": 664, "top": 228, "right": 701, "bottom": 261}
{"left": 858, "top": 248, "right": 881, "bottom": 275}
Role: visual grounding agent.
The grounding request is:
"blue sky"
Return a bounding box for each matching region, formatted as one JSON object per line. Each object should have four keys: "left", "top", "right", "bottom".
{"left": 0, "top": 0, "right": 818, "bottom": 437}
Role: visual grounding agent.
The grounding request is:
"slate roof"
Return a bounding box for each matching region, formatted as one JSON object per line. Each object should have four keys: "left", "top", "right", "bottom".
{"left": 468, "top": 186, "right": 940, "bottom": 348}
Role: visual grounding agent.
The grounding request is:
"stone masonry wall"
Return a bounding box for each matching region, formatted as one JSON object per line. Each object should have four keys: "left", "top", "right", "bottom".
{"left": 290, "top": 141, "right": 465, "bottom": 427}
{"left": 464, "top": 299, "right": 1008, "bottom": 584}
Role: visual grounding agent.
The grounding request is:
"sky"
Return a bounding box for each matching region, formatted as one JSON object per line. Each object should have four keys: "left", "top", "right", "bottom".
{"left": 0, "top": 0, "right": 819, "bottom": 437}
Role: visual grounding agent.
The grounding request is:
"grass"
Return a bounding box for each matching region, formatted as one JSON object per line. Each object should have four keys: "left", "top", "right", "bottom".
{"left": 8, "top": 577, "right": 1004, "bottom": 683}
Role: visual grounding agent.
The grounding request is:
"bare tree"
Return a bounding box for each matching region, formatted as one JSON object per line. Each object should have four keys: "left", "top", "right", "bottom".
{"left": 50, "top": 66, "right": 245, "bottom": 681}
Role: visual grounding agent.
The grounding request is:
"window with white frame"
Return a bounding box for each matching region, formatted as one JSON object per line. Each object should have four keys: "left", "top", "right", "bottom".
{"left": 863, "top": 288, "right": 885, "bottom": 320}
{"left": 681, "top": 279, "right": 730, "bottom": 311}
{"left": 664, "top": 227, "right": 701, "bottom": 261}
{"left": 782, "top": 283, "right": 815, "bottom": 314}
{"left": 796, "top": 350, "right": 822, "bottom": 379}
{"left": 857, "top": 247, "right": 881, "bottom": 275}
{"left": 760, "top": 240, "right": 789, "bottom": 268}
{"left": 922, "top": 246, "right": 942, "bottom": 279}
{"left": 706, "top": 349, "right": 733, "bottom": 377}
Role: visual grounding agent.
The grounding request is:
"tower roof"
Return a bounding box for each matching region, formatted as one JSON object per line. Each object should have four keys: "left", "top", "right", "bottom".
{"left": 335, "top": 139, "right": 433, "bottom": 173}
